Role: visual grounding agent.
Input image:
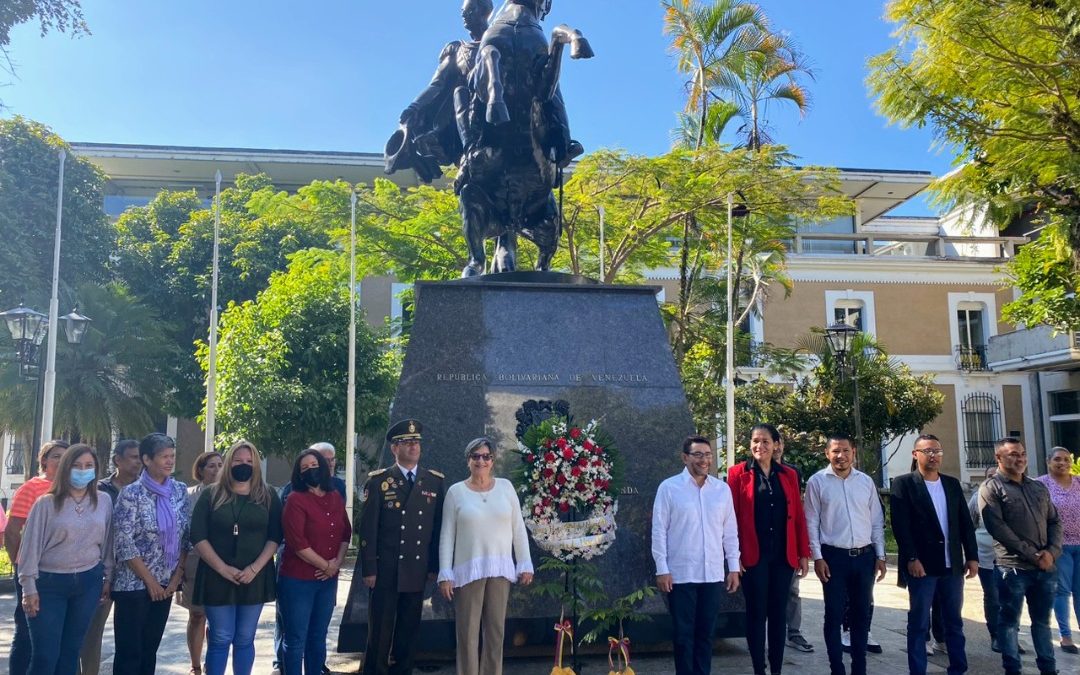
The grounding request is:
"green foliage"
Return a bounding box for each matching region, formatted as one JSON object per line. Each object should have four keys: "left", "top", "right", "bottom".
{"left": 0, "top": 117, "right": 111, "bottom": 311}
{"left": 1072, "top": 453, "right": 1080, "bottom": 477}
{"left": 0, "top": 282, "right": 172, "bottom": 445}
{"left": 112, "top": 175, "right": 340, "bottom": 416}
{"left": 731, "top": 331, "right": 945, "bottom": 482}
{"left": 868, "top": 0, "right": 1080, "bottom": 329}
{"left": 581, "top": 584, "right": 657, "bottom": 644}
{"left": 200, "top": 249, "right": 397, "bottom": 458}
{"left": 0, "top": 0, "right": 87, "bottom": 48}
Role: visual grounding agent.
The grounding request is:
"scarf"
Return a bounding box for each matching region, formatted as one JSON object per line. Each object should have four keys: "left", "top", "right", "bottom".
{"left": 140, "top": 469, "right": 180, "bottom": 572}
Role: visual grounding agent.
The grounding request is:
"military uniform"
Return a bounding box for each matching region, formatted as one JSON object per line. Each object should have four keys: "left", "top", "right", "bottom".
{"left": 357, "top": 420, "right": 446, "bottom": 675}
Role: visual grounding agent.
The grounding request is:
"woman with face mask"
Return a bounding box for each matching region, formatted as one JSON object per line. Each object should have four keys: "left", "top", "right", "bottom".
{"left": 189, "top": 440, "right": 282, "bottom": 675}
{"left": 17, "top": 443, "right": 114, "bottom": 675}
{"left": 277, "top": 448, "right": 351, "bottom": 674}
{"left": 179, "top": 451, "right": 224, "bottom": 675}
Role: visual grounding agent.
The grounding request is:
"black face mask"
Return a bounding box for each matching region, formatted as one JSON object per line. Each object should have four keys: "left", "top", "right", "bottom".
{"left": 230, "top": 464, "right": 254, "bottom": 482}
{"left": 301, "top": 467, "right": 321, "bottom": 487}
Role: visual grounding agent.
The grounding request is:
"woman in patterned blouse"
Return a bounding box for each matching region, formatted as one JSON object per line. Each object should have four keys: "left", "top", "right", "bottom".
{"left": 1038, "top": 446, "right": 1080, "bottom": 654}
{"left": 112, "top": 433, "right": 191, "bottom": 675}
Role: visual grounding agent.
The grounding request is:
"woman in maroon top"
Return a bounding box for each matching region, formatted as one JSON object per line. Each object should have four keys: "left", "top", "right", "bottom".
{"left": 279, "top": 449, "right": 351, "bottom": 674}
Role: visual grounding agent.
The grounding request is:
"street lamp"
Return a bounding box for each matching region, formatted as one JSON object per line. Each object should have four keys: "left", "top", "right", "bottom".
{"left": 0, "top": 302, "right": 91, "bottom": 476}
{"left": 824, "top": 320, "right": 865, "bottom": 468}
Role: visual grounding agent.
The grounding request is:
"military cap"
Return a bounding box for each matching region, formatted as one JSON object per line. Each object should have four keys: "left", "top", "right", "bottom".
{"left": 386, "top": 418, "right": 423, "bottom": 443}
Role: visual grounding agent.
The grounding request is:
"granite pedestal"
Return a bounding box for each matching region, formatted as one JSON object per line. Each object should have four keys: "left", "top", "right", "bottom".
{"left": 339, "top": 273, "right": 744, "bottom": 657}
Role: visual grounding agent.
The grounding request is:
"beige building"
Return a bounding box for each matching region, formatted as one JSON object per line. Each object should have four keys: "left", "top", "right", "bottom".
{"left": 0, "top": 145, "right": 1049, "bottom": 501}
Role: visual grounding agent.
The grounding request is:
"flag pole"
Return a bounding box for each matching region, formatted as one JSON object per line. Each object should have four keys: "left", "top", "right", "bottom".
{"left": 39, "top": 149, "right": 66, "bottom": 448}
{"left": 204, "top": 170, "right": 222, "bottom": 452}
{"left": 346, "top": 189, "right": 358, "bottom": 529}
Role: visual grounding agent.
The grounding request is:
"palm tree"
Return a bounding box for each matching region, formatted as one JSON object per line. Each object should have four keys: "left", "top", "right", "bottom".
{"left": 663, "top": 0, "right": 767, "bottom": 150}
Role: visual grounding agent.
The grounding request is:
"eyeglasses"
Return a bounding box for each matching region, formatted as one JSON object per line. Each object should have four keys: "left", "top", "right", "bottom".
{"left": 684, "top": 451, "right": 711, "bottom": 460}
{"left": 916, "top": 449, "right": 944, "bottom": 457}
{"left": 469, "top": 453, "right": 493, "bottom": 462}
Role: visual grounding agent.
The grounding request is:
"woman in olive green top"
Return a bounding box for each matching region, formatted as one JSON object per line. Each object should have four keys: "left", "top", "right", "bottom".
{"left": 190, "top": 440, "right": 282, "bottom": 675}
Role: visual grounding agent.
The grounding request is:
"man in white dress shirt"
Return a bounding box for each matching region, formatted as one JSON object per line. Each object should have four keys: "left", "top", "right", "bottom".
{"left": 652, "top": 435, "right": 742, "bottom": 675}
{"left": 804, "top": 433, "right": 887, "bottom": 675}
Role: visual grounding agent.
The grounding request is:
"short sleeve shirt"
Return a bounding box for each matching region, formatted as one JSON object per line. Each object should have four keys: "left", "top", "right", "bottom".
{"left": 10, "top": 477, "right": 52, "bottom": 520}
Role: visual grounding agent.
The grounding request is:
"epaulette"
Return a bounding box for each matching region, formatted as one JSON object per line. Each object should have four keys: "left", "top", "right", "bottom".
{"left": 439, "top": 41, "right": 461, "bottom": 61}
{"left": 368, "top": 468, "right": 387, "bottom": 477}
{"left": 428, "top": 469, "right": 445, "bottom": 479}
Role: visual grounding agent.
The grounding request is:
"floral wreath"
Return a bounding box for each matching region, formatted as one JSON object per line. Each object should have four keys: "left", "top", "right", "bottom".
{"left": 515, "top": 415, "right": 620, "bottom": 561}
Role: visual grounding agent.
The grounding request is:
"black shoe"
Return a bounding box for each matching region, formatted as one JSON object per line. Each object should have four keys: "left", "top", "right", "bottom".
{"left": 1062, "top": 641, "right": 1080, "bottom": 654}
{"left": 991, "top": 637, "right": 1001, "bottom": 653}
{"left": 866, "top": 631, "right": 883, "bottom": 654}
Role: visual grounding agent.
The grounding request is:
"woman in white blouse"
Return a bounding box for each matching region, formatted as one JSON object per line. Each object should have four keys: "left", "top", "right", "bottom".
{"left": 438, "top": 437, "right": 533, "bottom": 675}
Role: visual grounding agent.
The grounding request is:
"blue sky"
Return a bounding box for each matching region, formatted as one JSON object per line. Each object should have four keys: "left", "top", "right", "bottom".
{"left": 3, "top": 1, "right": 951, "bottom": 214}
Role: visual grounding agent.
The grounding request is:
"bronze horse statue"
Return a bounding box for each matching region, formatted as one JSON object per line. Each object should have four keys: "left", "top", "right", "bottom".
{"left": 385, "top": 0, "right": 592, "bottom": 277}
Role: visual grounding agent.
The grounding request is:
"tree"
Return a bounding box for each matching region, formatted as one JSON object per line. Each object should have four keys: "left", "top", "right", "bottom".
{"left": 0, "top": 117, "right": 111, "bottom": 311}
{"left": 0, "top": 0, "right": 88, "bottom": 79}
{"left": 868, "top": 0, "right": 1080, "bottom": 329}
{"left": 201, "top": 249, "right": 397, "bottom": 458}
{"left": 0, "top": 281, "right": 172, "bottom": 448}
{"left": 731, "top": 330, "right": 945, "bottom": 483}
{"left": 112, "top": 174, "right": 339, "bottom": 416}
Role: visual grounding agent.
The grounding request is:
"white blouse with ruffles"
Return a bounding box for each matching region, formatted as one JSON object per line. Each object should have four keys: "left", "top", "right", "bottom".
{"left": 437, "top": 478, "right": 533, "bottom": 588}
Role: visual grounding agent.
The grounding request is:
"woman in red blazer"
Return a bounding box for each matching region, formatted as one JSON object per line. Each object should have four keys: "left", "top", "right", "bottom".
{"left": 729, "top": 423, "right": 810, "bottom": 675}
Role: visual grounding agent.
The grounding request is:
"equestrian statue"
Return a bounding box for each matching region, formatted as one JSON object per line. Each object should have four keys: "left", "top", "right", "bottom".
{"left": 384, "top": 0, "right": 593, "bottom": 277}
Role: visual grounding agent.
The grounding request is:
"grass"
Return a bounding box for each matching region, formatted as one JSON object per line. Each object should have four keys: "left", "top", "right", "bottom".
{"left": 0, "top": 547, "right": 12, "bottom": 577}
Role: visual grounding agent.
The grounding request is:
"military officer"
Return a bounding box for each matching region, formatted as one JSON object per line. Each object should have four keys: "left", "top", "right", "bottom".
{"left": 358, "top": 419, "right": 446, "bottom": 675}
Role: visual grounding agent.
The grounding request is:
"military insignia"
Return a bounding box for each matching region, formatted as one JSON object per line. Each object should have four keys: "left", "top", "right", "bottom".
{"left": 381, "top": 481, "right": 390, "bottom": 492}
{"left": 395, "top": 501, "right": 401, "bottom": 508}
{"left": 368, "top": 468, "right": 387, "bottom": 477}
{"left": 421, "top": 490, "right": 437, "bottom": 498}
{"left": 429, "top": 469, "right": 445, "bottom": 478}
{"left": 408, "top": 420, "right": 416, "bottom": 434}
{"left": 385, "top": 492, "right": 397, "bottom": 500}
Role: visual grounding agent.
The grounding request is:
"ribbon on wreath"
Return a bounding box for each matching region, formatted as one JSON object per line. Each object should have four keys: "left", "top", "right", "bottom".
{"left": 550, "top": 619, "right": 576, "bottom": 675}
{"left": 607, "top": 636, "right": 634, "bottom": 675}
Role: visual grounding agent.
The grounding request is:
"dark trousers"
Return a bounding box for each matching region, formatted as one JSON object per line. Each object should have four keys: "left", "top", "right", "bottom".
{"left": 997, "top": 567, "right": 1056, "bottom": 675}
{"left": 976, "top": 567, "right": 1000, "bottom": 640}
{"left": 742, "top": 559, "right": 794, "bottom": 674}
{"left": 10, "top": 566, "right": 32, "bottom": 675}
{"left": 668, "top": 582, "right": 722, "bottom": 675}
{"left": 906, "top": 573, "right": 967, "bottom": 675}
{"left": 821, "top": 546, "right": 876, "bottom": 675}
{"left": 111, "top": 590, "right": 173, "bottom": 675}
{"left": 27, "top": 565, "right": 104, "bottom": 675}
{"left": 363, "top": 582, "right": 424, "bottom": 675}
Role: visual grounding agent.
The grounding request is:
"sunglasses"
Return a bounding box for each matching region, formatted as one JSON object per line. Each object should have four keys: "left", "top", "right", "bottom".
{"left": 469, "top": 453, "right": 494, "bottom": 462}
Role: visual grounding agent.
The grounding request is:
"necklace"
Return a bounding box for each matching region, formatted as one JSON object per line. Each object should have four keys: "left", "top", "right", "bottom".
{"left": 72, "top": 493, "right": 89, "bottom": 515}
{"left": 230, "top": 497, "right": 248, "bottom": 537}
{"left": 468, "top": 480, "right": 493, "bottom": 502}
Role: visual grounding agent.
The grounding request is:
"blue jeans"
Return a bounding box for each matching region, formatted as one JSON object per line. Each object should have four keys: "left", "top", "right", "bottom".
{"left": 278, "top": 575, "right": 337, "bottom": 675}
{"left": 204, "top": 604, "right": 263, "bottom": 675}
{"left": 1054, "top": 544, "right": 1080, "bottom": 639}
{"left": 906, "top": 572, "right": 966, "bottom": 675}
{"left": 998, "top": 566, "right": 1056, "bottom": 674}
{"left": 668, "top": 582, "right": 722, "bottom": 675}
{"left": 26, "top": 565, "right": 103, "bottom": 675}
{"left": 821, "top": 546, "right": 876, "bottom": 675}
{"left": 976, "top": 567, "right": 1000, "bottom": 640}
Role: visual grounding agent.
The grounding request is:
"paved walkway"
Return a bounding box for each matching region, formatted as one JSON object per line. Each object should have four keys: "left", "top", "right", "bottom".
{"left": 2, "top": 563, "right": 1077, "bottom": 674}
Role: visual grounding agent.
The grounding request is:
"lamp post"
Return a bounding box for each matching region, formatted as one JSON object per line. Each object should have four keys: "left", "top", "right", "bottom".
{"left": 724, "top": 194, "right": 750, "bottom": 470}
{"left": 0, "top": 302, "right": 91, "bottom": 475}
{"left": 824, "top": 320, "right": 864, "bottom": 465}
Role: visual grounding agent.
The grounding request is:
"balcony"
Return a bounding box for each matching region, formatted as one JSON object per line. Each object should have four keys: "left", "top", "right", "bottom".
{"left": 789, "top": 232, "right": 1026, "bottom": 260}
{"left": 955, "top": 344, "right": 991, "bottom": 372}
{"left": 986, "top": 325, "right": 1080, "bottom": 372}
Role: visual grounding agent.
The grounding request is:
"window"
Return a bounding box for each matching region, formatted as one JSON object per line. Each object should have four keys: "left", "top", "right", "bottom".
{"left": 1050, "top": 390, "right": 1080, "bottom": 452}
{"left": 833, "top": 300, "right": 865, "bottom": 332}
{"left": 962, "top": 392, "right": 1002, "bottom": 467}
{"left": 5, "top": 436, "right": 25, "bottom": 475}
{"left": 949, "top": 295, "right": 995, "bottom": 371}
{"left": 824, "top": 290, "right": 876, "bottom": 336}
{"left": 957, "top": 307, "right": 986, "bottom": 350}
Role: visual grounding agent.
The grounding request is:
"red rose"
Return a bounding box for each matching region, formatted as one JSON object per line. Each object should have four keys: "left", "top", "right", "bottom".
{"left": 542, "top": 497, "right": 552, "bottom": 507}
{"left": 577, "top": 457, "right": 589, "bottom": 467}
{"left": 570, "top": 427, "right": 582, "bottom": 440}
{"left": 588, "top": 494, "right": 598, "bottom": 504}
{"left": 556, "top": 437, "right": 569, "bottom": 450}
{"left": 525, "top": 454, "right": 535, "bottom": 464}
{"left": 551, "top": 485, "right": 561, "bottom": 497}
{"left": 558, "top": 501, "right": 570, "bottom": 513}
{"left": 544, "top": 452, "right": 556, "bottom": 463}
{"left": 592, "top": 445, "right": 603, "bottom": 455}
{"left": 592, "top": 458, "right": 603, "bottom": 467}
{"left": 575, "top": 482, "right": 586, "bottom": 492}
{"left": 571, "top": 466, "right": 582, "bottom": 477}
{"left": 594, "top": 478, "right": 605, "bottom": 487}
{"left": 556, "top": 473, "right": 568, "bottom": 485}
{"left": 561, "top": 447, "right": 574, "bottom": 460}
{"left": 583, "top": 439, "right": 594, "bottom": 450}
{"left": 542, "top": 468, "right": 555, "bottom": 479}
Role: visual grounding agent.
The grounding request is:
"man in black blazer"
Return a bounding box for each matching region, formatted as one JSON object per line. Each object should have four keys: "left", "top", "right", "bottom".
{"left": 890, "top": 434, "right": 979, "bottom": 675}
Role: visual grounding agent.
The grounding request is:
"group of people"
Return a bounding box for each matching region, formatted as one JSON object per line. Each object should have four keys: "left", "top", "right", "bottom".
{"left": 4, "top": 434, "right": 351, "bottom": 675}
{"left": 652, "top": 427, "right": 1076, "bottom": 675}
{"left": 3, "top": 418, "right": 1077, "bottom": 675}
